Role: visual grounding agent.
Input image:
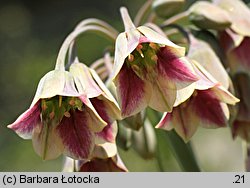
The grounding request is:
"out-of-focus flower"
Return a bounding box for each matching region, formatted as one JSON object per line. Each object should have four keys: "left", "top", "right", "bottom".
{"left": 63, "top": 142, "right": 128, "bottom": 172}
{"left": 111, "top": 7, "right": 197, "bottom": 118}
{"left": 231, "top": 74, "right": 250, "bottom": 142}
{"left": 153, "top": 0, "right": 185, "bottom": 18}
{"left": 220, "top": 31, "right": 250, "bottom": 76}
{"left": 189, "top": 1, "right": 231, "bottom": 30}
{"left": 213, "top": 0, "right": 250, "bottom": 37}
{"left": 157, "top": 61, "right": 239, "bottom": 142}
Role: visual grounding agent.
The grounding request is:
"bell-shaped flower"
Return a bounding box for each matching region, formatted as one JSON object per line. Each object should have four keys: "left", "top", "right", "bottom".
{"left": 8, "top": 69, "right": 109, "bottom": 160}
{"left": 220, "top": 30, "right": 250, "bottom": 76}
{"left": 189, "top": 1, "right": 232, "bottom": 30}
{"left": 63, "top": 142, "right": 128, "bottom": 172}
{"left": 111, "top": 7, "right": 197, "bottom": 118}
{"left": 69, "top": 59, "right": 121, "bottom": 144}
{"left": 231, "top": 74, "right": 250, "bottom": 142}
{"left": 156, "top": 61, "right": 240, "bottom": 142}
{"left": 213, "top": 0, "right": 250, "bottom": 37}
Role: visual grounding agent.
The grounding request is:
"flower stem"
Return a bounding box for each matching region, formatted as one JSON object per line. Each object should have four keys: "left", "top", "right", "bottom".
{"left": 147, "top": 108, "right": 200, "bottom": 171}
{"left": 66, "top": 18, "right": 118, "bottom": 67}
{"left": 161, "top": 10, "right": 189, "bottom": 27}
{"left": 120, "top": 7, "right": 136, "bottom": 31}
{"left": 134, "top": 0, "right": 153, "bottom": 26}
{"left": 55, "top": 25, "right": 116, "bottom": 71}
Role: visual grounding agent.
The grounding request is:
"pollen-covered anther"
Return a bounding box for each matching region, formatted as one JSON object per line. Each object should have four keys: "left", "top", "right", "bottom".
{"left": 149, "top": 43, "right": 157, "bottom": 50}
{"left": 41, "top": 100, "right": 47, "bottom": 111}
{"left": 68, "top": 98, "right": 75, "bottom": 106}
{"left": 128, "top": 54, "right": 134, "bottom": 62}
{"left": 151, "top": 55, "right": 158, "bottom": 62}
{"left": 136, "top": 44, "right": 144, "bottom": 58}
{"left": 64, "top": 111, "right": 71, "bottom": 118}
{"left": 49, "top": 111, "right": 55, "bottom": 119}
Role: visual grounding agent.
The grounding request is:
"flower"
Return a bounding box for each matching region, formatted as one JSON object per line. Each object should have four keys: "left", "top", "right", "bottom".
{"left": 111, "top": 7, "right": 197, "bottom": 118}
{"left": 63, "top": 142, "right": 128, "bottom": 172}
{"left": 69, "top": 59, "right": 121, "bottom": 144}
{"left": 231, "top": 74, "right": 250, "bottom": 142}
{"left": 8, "top": 63, "right": 120, "bottom": 160}
{"left": 156, "top": 61, "right": 239, "bottom": 142}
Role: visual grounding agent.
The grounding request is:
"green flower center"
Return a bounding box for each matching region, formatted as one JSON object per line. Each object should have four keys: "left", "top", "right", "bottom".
{"left": 41, "top": 96, "right": 83, "bottom": 123}
{"left": 125, "top": 42, "right": 160, "bottom": 79}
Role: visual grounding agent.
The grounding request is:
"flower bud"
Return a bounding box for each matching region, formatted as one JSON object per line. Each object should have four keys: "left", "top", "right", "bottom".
{"left": 189, "top": 1, "right": 231, "bottom": 30}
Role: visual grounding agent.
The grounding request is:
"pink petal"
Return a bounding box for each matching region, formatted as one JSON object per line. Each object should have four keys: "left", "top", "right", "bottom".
{"left": 157, "top": 47, "right": 198, "bottom": 89}
{"left": 90, "top": 98, "right": 117, "bottom": 143}
{"left": 232, "top": 120, "right": 250, "bottom": 142}
{"left": 7, "top": 102, "right": 41, "bottom": 139}
{"left": 190, "top": 90, "right": 227, "bottom": 127}
{"left": 171, "top": 107, "right": 199, "bottom": 142}
{"left": 156, "top": 113, "right": 173, "bottom": 130}
{"left": 79, "top": 156, "right": 127, "bottom": 172}
{"left": 57, "top": 110, "right": 95, "bottom": 160}
{"left": 114, "top": 64, "right": 151, "bottom": 118}
{"left": 231, "top": 37, "right": 250, "bottom": 70}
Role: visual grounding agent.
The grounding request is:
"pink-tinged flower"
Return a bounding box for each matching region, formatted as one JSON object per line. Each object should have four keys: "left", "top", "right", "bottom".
{"left": 213, "top": 0, "right": 250, "bottom": 37}
{"left": 7, "top": 67, "right": 118, "bottom": 160}
{"left": 231, "top": 74, "right": 250, "bottom": 142}
{"left": 156, "top": 61, "right": 239, "bottom": 142}
{"left": 69, "top": 60, "right": 121, "bottom": 144}
{"left": 220, "top": 30, "right": 250, "bottom": 75}
{"left": 63, "top": 142, "right": 128, "bottom": 172}
{"left": 111, "top": 7, "right": 197, "bottom": 118}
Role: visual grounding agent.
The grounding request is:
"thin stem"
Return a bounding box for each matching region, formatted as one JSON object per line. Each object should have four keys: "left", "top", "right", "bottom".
{"left": 103, "top": 52, "right": 113, "bottom": 74}
{"left": 134, "top": 0, "right": 153, "bottom": 26}
{"left": 55, "top": 25, "right": 116, "bottom": 71}
{"left": 74, "top": 18, "right": 119, "bottom": 36}
{"left": 161, "top": 10, "right": 189, "bottom": 27}
{"left": 120, "top": 7, "right": 136, "bottom": 31}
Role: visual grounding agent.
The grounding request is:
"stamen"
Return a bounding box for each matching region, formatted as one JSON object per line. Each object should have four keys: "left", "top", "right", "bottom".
{"left": 64, "top": 111, "right": 71, "bottom": 118}
{"left": 59, "top": 96, "right": 62, "bottom": 107}
{"left": 128, "top": 54, "right": 134, "bottom": 62}
{"left": 151, "top": 55, "right": 158, "bottom": 62}
{"left": 69, "top": 98, "right": 75, "bottom": 106}
{"left": 136, "top": 44, "right": 144, "bottom": 58}
{"left": 41, "top": 100, "right": 47, "bottom": 111}
{"left": 149, "top": 43, "right": 157, "bottom": 50}
{"left": 49, "top": 111, "right": 55, "bottom": 119}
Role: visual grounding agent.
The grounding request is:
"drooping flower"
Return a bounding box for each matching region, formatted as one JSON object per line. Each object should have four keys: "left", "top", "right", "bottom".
{"left": 63, "top": 142, "right": 128, "bottom": 172}
{"left": 111, "top": 7, "right": 197, "bottom": 118}
{"left": 231, "top": 73, "right": 250, "bottom": 142}
{"left": 8, "top": 63, "right": 120, "bottom": 160}
{"left": 220, "top": 31, "right": 250, "bottom": 76}
{"left": 69, "top": 59, "right": 121, "bottom": 144}
{"left": 156, "top": 61, "right": 239, "bottom": 142}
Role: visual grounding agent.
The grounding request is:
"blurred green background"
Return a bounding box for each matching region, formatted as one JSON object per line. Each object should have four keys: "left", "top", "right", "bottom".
{"left": 0, "top": 0, "right": 245, "bottom": 171}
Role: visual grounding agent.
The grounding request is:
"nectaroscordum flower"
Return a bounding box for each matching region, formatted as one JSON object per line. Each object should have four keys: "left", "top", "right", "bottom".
{"left": 156, "top": 61, "right": 239, "bottom": 142}
{"left": 8, "top": 64, "right": 120, "bottom": 160}
{"left": 111, "top": 7, "right": 197, "bottom": 118}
